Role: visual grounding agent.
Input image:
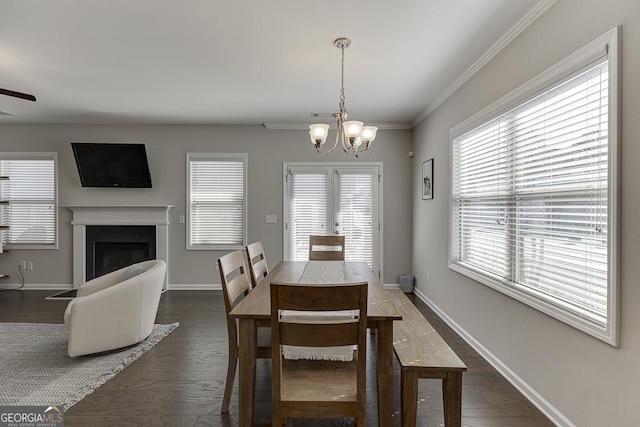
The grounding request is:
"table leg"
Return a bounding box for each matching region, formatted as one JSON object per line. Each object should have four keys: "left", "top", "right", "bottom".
{"left": 401, "top": 368, "right": 418, "bottom": 427}
{"left": 238, "top": 318, "right": 256, "bottom": 427}
{"left": 443, "top": 371, "right": 463, "bottom": 427}
{"left": 376, "top": 320, "right": 394, "bottom": 427}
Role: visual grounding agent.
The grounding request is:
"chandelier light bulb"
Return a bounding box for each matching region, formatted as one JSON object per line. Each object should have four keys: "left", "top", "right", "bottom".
{"left": 343, "top": 120, "right": 363, "bottom": 139}
{"left": 309, "top": 124, "right": 330, "bottom": 146}
{"left": 361, "top": 126, "right": 378, "bottom": 143}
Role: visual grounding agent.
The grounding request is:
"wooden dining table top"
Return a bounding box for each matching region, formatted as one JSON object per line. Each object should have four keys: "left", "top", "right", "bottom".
{"left": 229, "top": 260, "right": 401, "bottom": 427}
{"left": 229, "top": 260, "right": 401, "bottom": 322}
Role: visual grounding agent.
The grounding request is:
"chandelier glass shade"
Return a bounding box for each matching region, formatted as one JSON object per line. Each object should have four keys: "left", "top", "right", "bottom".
{"left": 309, "top": 38, "right": 378, "bottom": 157}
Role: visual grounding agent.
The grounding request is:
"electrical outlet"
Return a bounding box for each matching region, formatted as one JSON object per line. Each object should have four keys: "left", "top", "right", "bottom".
{"left": 266, "top": 214, "right": 277, "bottom": 224}
{"left": 19, "top": 261, "right": 26, "bottom": 269}
{"left": 27, "top": 261, "right": 33, "bottom": 270}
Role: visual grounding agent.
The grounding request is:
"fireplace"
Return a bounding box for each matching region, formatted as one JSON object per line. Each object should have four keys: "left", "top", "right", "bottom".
{"left": 65, "top": 205, "right": 173, "bottom": 289}
{"left": 86, "top": 225, "right": 156, "bottom": 280}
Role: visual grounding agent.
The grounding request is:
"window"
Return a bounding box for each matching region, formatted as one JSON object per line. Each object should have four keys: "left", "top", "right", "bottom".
{"left": 186, "top": 153, "right": 247, "bottom": 250}
{"left": 0, "top": 152, "right": 57, "bottom": 248}
{"left": 283, "top": 163, "right": 382, "bottom": 276}
{"left": 449, "top": 28, "right": 619, "bottom": 345}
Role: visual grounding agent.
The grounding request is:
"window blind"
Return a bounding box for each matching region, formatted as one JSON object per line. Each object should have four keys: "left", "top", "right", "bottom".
{"left": 337, "top": 169, "right": 376, "bottom": 270}
{"left": 0, "top": 157, "right": 56, "bottom": 246}
{"left": 452, "top": 58, "right": 610, "bottom": 329}
{"left": 287, "top": 168, "right": 329, "bottom": 261}
{"left": 187, "top": 154, "right": 246, "bottom": 249}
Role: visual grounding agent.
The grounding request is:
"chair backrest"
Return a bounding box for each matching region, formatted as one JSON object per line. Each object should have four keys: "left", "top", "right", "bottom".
{"left": 246, "top": 241, "right": 269, "bottom": 288}
{"left": 308, "top": 235, "right": 345, "bottom": 261}
{"left": 270, "top": 281, "right": 368, "bottom": 411}
{"left": 218, "top": 250, "right": 252, "bottom": 345}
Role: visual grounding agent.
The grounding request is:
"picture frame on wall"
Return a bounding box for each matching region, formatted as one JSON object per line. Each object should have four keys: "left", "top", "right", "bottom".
{"left": 422, "top": 159, "right": 433, "bottom": 200}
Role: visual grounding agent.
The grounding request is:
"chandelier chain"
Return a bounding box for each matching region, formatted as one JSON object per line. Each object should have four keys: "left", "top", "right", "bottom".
{"left": 339, "top": 42, "right": 346, "bottom": 114}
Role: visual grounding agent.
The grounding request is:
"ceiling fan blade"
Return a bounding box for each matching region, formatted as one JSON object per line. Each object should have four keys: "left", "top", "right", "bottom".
{"left": 0, "top": 88, "right": 36, "bottom": 102}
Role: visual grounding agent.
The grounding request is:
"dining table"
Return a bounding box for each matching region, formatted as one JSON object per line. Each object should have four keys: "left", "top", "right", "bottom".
{"left": 228, "top": 260, "right": 402, "bottom": 426}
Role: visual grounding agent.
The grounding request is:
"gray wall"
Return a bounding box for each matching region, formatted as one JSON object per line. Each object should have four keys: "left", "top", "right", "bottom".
{"left": 412, "top": 0, "right": 639, "bottom": 426}
{"left": 0, "top": 124, "right": 412, "bottom": 287}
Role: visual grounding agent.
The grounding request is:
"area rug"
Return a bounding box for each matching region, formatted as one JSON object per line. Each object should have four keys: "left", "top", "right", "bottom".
{"left": 0, "top": 322, "right": 179, "bottom": 410}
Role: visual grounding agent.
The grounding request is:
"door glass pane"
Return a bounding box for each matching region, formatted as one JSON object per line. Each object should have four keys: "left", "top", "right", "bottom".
{"left": 288, "top": 172, "right": 329, "bottom": 260}
{"left": 336, "top": 170, "right": 375, "bottom": 270}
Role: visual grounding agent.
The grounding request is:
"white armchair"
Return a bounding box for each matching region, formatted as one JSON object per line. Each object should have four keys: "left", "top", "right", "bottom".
{"left": 64, "top": 259, "right": 167, "bottom": 357}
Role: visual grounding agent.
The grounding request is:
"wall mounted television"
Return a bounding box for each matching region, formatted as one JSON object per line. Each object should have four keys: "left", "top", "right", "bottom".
{"left": 71, "top": 142, "right": 153, "bottom": 188}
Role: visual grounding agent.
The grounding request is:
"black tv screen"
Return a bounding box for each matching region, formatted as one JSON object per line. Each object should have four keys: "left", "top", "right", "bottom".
{"left": 71, "top": 143, "right": 153, "bottom": 188}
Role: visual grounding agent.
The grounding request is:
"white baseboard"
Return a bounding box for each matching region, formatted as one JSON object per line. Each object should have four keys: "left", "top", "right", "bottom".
{"left": 0, "top": 283, "right": 71, "bottom": 291}
{"left": 0, "top": 283, "right": 224, "bottom": 291}
{"left": 167, "top": 283, "right": 222, "bottom": 291}
{"left": 413, "top": 287, "right": 574, "bottom": 427}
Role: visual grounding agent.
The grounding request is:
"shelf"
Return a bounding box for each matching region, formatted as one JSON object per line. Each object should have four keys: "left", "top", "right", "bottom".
{"left": 1, "top": 178, "right": 7, "bottom": 263}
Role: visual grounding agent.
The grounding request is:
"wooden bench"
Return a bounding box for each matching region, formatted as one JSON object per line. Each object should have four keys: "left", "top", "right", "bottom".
{"left": 389, "top": 289, "right": 467, "bottom": 427}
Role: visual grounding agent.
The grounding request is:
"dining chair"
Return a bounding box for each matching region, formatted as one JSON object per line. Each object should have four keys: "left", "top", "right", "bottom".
{"left": 308, "top": 235, "right": 346, "bottom": 261}
{"left": 270, "top": 281, "right": 368, "bottom": 425}
{"left": 246, "top": 241, "right": 268, "bottom": 288}
{"left": 218, "top": 250, "right": 271, "bottom": 413}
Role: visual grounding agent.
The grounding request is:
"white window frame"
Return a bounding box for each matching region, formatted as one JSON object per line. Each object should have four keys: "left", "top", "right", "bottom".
{"left": 0, "top": 152, "right": 58, "bottom": 250}
{"left": 186, "top": 153, "right": 247, "bottom": 250}
{"left": 449, "top": 27, "right": 620, "bottom": 346}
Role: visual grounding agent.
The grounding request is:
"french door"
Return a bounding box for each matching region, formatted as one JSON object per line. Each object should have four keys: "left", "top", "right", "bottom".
{"left": 283, "top": 162, "right": 382, "bottom": 278}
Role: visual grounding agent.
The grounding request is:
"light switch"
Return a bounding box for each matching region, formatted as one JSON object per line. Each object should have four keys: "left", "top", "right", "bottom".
{"left": 266, "top": 215, "right": 277, "bottom": 224}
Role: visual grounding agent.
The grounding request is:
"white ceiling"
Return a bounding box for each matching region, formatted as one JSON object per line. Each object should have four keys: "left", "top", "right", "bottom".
{"left": 0, "top": 0, "right": 543, "bottom": 127}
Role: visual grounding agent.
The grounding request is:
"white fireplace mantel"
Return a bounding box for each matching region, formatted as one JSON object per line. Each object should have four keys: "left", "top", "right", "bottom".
{"left": 64, "top": 205, "right": 174, "bottom": 289}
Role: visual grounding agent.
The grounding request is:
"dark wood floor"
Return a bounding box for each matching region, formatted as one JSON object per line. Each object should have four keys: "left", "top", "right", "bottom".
{"left": 0, "top": 289, "right": 554, "bottom": 427}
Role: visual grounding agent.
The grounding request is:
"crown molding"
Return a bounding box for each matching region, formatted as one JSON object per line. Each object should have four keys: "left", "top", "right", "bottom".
{"left": 263, "top": 122, "right": 412, "bottom": 130}
{"left": 412, "top": 0, "right": 558, "bottom": 127}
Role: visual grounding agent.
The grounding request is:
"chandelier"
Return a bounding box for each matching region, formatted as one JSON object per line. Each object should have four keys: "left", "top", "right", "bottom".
{"left": 309, "top": 37, "right": 378, "bottom": 157}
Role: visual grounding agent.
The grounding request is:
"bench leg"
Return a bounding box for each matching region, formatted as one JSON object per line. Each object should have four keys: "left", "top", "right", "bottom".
{"left": 442, "top": 371, "right": 463, "bottom": 427}
{"left": 401, "top": 368, "right": 419, "bottom": 427}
